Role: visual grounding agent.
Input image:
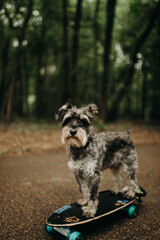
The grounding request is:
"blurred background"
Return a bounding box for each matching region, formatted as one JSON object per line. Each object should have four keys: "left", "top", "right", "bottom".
{"left": 0, "top": 0, "right": 160, "bottom": 123}
{"left": 0, "top": 3, "right": 160, "bottom": 239}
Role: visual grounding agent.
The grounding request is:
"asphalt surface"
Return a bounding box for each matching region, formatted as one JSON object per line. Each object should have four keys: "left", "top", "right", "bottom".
{"left": 0, "top": 145, "right": 160, "bottom": 240}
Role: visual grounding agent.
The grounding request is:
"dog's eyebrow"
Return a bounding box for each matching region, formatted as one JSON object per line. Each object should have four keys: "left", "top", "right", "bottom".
{"left": 63, "top": 112, "right": 72, "bottom": 121}
{"left": 62, "top": 116, "right": 72, "bottom": 127}
{"left": 80, "top": 114, "right": 91, "bottom": 123}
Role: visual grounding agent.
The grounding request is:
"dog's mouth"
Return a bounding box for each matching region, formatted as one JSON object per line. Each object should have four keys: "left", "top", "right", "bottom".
{"left": 65, "top": 136, "right": 83, "bottom": 148}
{"left": 66, "top": 136, "right": 78, "bottom": 140}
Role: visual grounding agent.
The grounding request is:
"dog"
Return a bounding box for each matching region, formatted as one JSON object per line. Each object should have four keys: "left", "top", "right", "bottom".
{"left": 55, "top": 103, "right": 138, "bottom": 218}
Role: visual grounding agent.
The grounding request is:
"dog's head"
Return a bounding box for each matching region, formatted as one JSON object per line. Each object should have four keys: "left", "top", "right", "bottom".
{"left": 55, "top": 103, "right": 98, "bottom": 148}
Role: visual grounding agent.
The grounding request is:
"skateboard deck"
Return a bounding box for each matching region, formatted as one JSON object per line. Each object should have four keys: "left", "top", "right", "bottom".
{"left": 45, "top": 186, "right": 146, "bottom": 240}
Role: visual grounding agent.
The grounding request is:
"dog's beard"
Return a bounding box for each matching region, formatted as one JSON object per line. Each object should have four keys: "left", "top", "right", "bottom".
{"left": 61, "top": 126, "right": 88, "bottom": 147}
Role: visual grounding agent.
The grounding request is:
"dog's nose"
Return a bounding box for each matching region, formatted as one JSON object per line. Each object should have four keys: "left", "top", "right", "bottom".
{"left": 70, "top": 130, "right": 77, "bottom": 136}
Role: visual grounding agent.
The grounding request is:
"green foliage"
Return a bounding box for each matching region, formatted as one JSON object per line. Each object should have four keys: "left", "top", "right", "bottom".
{"left": 0, "top": 0, "right": 160, "bottom": 122}
{"left": 94, "top": 116, "right": 108, "bottom": 132}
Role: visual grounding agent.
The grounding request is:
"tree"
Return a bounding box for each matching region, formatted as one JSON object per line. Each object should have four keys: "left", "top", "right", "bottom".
{"left": 93, "top": 0, "right": 101, "bottom": 105}
{"left": 0, "top": 0, "right": 159, "bottom": 122}
{"left": 0, "top": 32, "right": 10, "bottom": 117}
{"left": 35, "top": 0, "right": 48, "bottom": 118}
{"left": 109, "top": 0, "right": 160, "bottom": 121}
{"left": 70, "top": 0, "right": 83, "bottom": 104}
{"left": 99, "top": 0, "right": 117, "bottom": 121}
{"left": 6, "top": 0, "right": 33, "bottom": 121}
{"left": 61, "top": 0, "right": 70, "bottom": 103}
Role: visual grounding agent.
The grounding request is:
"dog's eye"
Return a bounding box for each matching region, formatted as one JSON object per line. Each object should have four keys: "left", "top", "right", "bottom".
{"left": 81, "top": 119, "right": 89, "bottom": 126}
{"left": 62, "top": 117, "right": 71, "bottom": 126}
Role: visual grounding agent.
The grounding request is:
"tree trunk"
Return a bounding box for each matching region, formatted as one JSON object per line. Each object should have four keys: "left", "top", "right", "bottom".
{"left": 0, "top": 2, "right": 9, "bottom": 117}
{"left": 23, "top": 51, "right": 29, "bottom": 116}
{"left": 141, "top": 67, "right": 147, "bottom": 120}
{"left": 61, "top": 0, "right": 70, "bottom": 103}
{"left": 70, "top": 0, "right": 83, "bottom": 104}
{"left": 6, "top": 49, "right": 21, "bottom": 121}
{"left": 35, "top": 0, "right": 47, "bottom": 119}
{"left": 93, "top": 0, "right": 100, "bottom": 105}
{"left": 0, "top": 36, "right": 10, "bottom": 116}
{"left": 99, "top": 0, "right": 117, "bottom": 121}
{"left": 6, "top": 0, "right": 33, "bottom": 121}
{"left": 16, "top": 65, "right": 23, "bottom": 116}
{"left": 35, "top": 49, "right": 43, "bottom": 118}
{"left": 110, "top": 0, "right": 160, "bottom": 121}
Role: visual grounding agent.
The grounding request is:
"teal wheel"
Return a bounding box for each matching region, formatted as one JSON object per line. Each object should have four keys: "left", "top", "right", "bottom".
{"left": 45, "top": 223, "right": 56, "bottom": 235}
{"left": 67, "top": 231, "right": 83, "bottom": 240}
{"left": 127, "top": 205, "right": 138, "bottom": 218}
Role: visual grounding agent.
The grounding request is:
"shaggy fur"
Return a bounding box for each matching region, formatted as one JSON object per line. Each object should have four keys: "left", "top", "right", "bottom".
{"left": 55, "top": 103, "right": 138, "bottom": 218}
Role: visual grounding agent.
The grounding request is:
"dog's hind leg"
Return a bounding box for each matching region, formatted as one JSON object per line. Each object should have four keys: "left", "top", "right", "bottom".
{"left": 124, "top": 165, "right": 138, "bottom": 197}
{"left": 123, "top": 150, "right": 138, "bottom": 197}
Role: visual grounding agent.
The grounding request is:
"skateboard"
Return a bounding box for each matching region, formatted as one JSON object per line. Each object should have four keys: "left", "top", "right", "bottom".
{"left": 45, "top": 186, "right": 146, "bottom": 240}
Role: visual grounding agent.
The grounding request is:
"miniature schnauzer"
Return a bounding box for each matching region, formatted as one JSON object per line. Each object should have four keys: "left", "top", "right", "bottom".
{"left": 55, "top": 103, "right": 138, "bottom": 218}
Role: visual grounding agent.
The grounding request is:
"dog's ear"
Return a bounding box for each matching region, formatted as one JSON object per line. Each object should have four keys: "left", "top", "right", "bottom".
{"left": 84, "top": 104, "right": 98, "bottom": 119}
{"left": 87, "top": 104, "right": 98, "bottom": 114}
{"left": 55, "top": 103, "right": 73, "bottom": 120}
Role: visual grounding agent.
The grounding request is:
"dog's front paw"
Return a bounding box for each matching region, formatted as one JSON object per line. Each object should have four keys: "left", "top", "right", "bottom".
{"left": 77, "top": 198, "right": 88, "bottom": 206}
{"left": 83, "top": 208, "right": 96, "bottom": 218}
{"left": 82, "top": 200, "right": 98, "bottom": 218}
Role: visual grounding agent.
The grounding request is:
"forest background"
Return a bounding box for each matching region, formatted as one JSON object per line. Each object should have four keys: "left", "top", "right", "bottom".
{"left": 0, "top": 0, "right": 160, "bottom": 123}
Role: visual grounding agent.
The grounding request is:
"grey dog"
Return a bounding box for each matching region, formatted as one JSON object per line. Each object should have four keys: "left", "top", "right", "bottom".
{"left": 55, "top": 103, "right": 138, "bottom": 218}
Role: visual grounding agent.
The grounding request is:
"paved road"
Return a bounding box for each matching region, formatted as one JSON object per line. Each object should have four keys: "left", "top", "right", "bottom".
{"left": 0, "top": 145, "right": 160, "bottom": 240}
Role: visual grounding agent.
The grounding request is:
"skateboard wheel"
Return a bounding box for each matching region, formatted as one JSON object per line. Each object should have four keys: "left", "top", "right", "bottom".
{"left": 127, "top": 205, "right": 138, "bottom": 218}
{"left": 67, "top": 230, "right": 83, "bottom": 240}
{"left": 45, "top": 223, "right": 55, "bottom": 234}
